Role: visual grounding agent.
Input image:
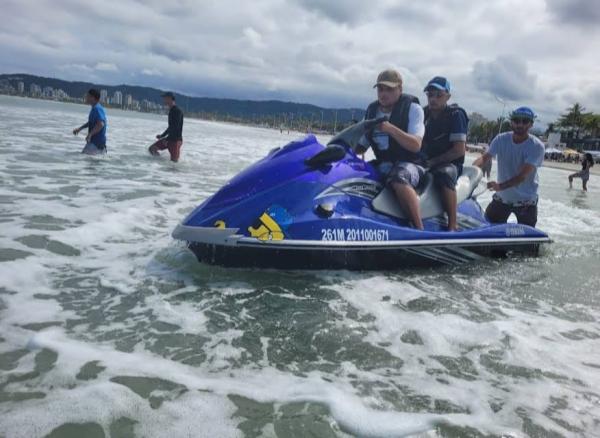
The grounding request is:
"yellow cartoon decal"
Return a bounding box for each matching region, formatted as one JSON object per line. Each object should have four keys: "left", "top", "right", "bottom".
{"left": 214, "top": 220, "right": 226, "bottom": 229}
{"left": 248, "top": 206, "right": 291, "bottom": 241}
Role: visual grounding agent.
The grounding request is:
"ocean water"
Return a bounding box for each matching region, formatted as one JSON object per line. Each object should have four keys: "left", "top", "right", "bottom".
{"left": 0, "top": 95, "right": 599, "bottom": 438}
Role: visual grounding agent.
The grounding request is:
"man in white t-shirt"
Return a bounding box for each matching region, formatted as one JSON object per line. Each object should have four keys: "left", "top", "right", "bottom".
{"left": 357, "top": 69, "right": 426, "bottom": 229}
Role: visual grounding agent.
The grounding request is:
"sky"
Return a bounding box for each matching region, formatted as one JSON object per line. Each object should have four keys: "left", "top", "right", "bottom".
{"left": 1, "top": 0, "right": 599, "bottom": 125}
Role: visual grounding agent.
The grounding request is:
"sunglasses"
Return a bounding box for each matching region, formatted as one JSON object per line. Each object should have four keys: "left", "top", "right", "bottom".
{"left": 425, "top": 90, "right": 446, "bottom": 98}
{"left": 511, "top": 118, "right": 532, "bottom": 125}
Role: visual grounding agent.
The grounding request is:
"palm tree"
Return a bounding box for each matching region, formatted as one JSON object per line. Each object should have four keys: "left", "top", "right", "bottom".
{"left": 583, "top": 113, "right": 600, "bottom": 138}
{"left": 558, "top": 103, "right": 586, "bottom": 139}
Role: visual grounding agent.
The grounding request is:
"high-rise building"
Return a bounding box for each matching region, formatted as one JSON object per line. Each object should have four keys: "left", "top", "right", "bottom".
{"left": 112, "top": 90, "right": 123, "bottom": 106}
{"left": 125, "top": 94, "right": 133, "bottom": 108}
{"left": 43, "top": 86, "right": 54, "bottom": 97}
{"left": 17, "top": 82, "right": 25, "bottom": 94}
{"left": 30, "top": 83, "right": 41, "bottom": 96}
{"left": 100, "top": 89, "right": 108, "bottom": 103}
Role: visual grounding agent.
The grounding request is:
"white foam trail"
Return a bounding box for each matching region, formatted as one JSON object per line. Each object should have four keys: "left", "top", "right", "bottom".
{"left": 18, "top": 328, "right": 491, "bottom": 438}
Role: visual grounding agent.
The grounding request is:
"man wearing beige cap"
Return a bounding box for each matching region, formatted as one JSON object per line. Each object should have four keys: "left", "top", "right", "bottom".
{"left": 358, "top": 69, "right": 426, "bottom": 229}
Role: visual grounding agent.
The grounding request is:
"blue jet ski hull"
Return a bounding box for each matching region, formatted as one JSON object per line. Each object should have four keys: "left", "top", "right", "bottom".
{"left": 173, "top": 129, "right": 551, "bottom": 270}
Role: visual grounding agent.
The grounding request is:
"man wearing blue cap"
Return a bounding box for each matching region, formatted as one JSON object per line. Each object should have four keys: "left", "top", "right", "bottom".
{"left": 421, "top": 77, "right": 468, "bottom": 231}
{"left": 473, "top": 107, "right": 545, "bottom": 226}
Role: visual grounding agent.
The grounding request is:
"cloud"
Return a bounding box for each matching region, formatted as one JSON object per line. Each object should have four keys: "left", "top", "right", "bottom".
{"left": 141, "top": 68, "right": 163, "bottom": 77}
{"left": 149, "top": 38, "right": 194, "bottom": 62}
{"left": 294, "top": 0, "right": 371, "bottom": 24}
{"left": 1, "top": 0, "right": 599, "bottom": 123}
{"left": 94, "top": 62, "right": 118, "bottom": 72}
{"left": 472, "top": 55, "right": 537, "bottom": 101}
{"left": 546, "top": 0, "right": 600, "bottom": 26}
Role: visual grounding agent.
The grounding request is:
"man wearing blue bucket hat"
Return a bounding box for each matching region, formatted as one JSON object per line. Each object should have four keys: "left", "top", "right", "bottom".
{"left": 473, "top": 106, "right": 545, "bottom": 226}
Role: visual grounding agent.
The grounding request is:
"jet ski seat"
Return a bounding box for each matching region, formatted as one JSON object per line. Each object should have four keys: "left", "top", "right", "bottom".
{"left": 372, "top": 166, "right": 483, "bottom": 220}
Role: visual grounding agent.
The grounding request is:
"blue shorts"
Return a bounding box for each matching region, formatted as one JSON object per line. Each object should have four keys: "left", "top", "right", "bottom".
{"left": 380, "top": 161, "right": 425, "bottom": 188}
{"left": 430, "top": 163, "right": 462, "bottom": 191}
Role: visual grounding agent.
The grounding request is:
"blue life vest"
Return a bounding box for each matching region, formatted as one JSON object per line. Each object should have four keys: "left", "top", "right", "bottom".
{"left": 423, "top": 104, "right": 468, "bottom": 167}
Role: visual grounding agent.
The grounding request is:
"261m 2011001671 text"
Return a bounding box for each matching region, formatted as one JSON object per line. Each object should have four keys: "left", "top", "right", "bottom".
{"left": 320, "top": 228, "right": 389, "bottom": 241}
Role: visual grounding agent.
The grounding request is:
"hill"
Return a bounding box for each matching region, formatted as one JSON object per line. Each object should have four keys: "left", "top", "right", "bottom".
{"left": 0, "top": 73, "right": 364, "bottom": 126}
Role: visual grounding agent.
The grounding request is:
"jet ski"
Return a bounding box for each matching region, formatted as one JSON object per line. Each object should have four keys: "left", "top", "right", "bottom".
{"left": 172, "top": 118, "right": 551, "bottom": 269}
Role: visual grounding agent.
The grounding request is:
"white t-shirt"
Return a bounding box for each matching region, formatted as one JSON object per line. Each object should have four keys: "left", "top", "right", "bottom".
{"left": 359, "top": 103, "right": 425, "bottom": 153}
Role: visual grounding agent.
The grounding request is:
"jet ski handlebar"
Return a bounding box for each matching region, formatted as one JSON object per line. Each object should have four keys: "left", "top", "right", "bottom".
{"left": 305, "top": 117, "right": 387, "bottom": 168}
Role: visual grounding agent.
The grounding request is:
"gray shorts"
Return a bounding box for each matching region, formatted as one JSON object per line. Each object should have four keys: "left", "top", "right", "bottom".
{"left": 380, "top": 161, "right": 425, "bottom": 188}
{"left": 430, "top": 163, "right": 461, "bottom": 191}
{"left": 81, "top": 143, "right": 107, "bottom": 155}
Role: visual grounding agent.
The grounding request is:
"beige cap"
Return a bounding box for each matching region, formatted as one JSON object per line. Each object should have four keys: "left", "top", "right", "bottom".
{"left": 373, "top": 69, "right": 403, "bottom": 88}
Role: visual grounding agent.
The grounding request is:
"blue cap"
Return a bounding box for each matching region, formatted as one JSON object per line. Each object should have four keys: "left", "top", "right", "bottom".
{"left": 510, "top": 106, "right": 536, "bottom": 120}
{"left": 424, "top": 76, "right": 451, "bottom": 93}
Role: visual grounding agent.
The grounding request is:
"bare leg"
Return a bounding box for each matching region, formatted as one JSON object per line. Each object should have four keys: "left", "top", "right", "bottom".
{"left": 391, "top": 182, "right": 423, "bottom": 230}
{"left": 583, "top": 180, "right": 587, "bottom": 191}
{"left": 440, "top": 186, "right": 458, "bottom": 231}
{"left": 568, "top": 175, "right": 573, "bottom": 188}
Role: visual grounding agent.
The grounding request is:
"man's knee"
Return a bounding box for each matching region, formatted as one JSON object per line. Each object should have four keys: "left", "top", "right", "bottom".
{"left": 432, "top": 165, "right": 458, "bottom": 191}
{"left": 387, "top": 163, "right": 423, "bottom": 188}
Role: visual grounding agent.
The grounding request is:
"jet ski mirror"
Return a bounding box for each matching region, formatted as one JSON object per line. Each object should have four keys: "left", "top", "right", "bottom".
{"left": 327, "top": 116, "right": 388, "bottom": 151}
{"left": 305, "top": 144, "right": 346, "bottom": 168}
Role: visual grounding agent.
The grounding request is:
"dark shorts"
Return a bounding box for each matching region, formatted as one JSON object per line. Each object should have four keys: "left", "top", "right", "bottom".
{"left": 430, "top": 163, "right": 462, "bottom": 191}
{"left": 150, "top": 139, "right": 183, "bottom": 161}
{"left": 485, "top": 196, "right": 538, "bottom": 227}
{"left": 382, "top": 161, "right": 425, "bottom": 188}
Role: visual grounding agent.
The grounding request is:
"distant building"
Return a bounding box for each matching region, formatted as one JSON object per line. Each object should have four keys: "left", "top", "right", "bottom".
{"left": 42, "top": 86, "right": 53, "bottom": 97}
{"left": 100, "top": 89, "right": 108, "bottom": 103}
{"left": 125, "top": 94, "right": 133, "bottom": 108}
{"left": 17, "top": 82, "right": 24, "bottom": 94}
{"left": 113, "top": 90, "right": 123, "bottom": 106}
{"left": 30, "top": 83, "right": 41, "bottom": 96}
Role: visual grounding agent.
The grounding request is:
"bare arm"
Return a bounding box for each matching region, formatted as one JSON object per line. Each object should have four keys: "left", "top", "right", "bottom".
{"left": 488, "top": 163, "right": 535, "bottom": 192}
{"left": 428, "top": 141, "right": 466, "bottom": 167}
{"left": 73, "top": 122, "right": 89, "bottom": 135}
{"left": 379, "top": 121, "right": 422, "bottom": 153}
{"left": 473, "top": 153, "right": 492, "bottom": 168}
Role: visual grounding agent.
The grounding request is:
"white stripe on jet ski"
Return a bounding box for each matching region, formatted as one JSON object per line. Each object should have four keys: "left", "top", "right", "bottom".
{"left": 404, "top": 248, "right": 460, "bottom": 265}
{"left": 235, "top": 236, "right": 550, "bottom": 249}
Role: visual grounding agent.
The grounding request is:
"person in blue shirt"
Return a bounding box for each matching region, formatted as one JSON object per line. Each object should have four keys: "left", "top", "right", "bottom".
{"left": 473, "top": 107, "right": 545, "bottom": 226}
{"left": 421, "top": 77, "right": 469, "bottom": 231}
{"left": 73, "top": 88, "right": 108, "bottom": 154}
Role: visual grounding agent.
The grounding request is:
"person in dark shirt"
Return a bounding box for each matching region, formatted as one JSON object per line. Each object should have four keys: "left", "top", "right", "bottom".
{"left": 148, "top": 92, "right": 184, "bottom": 162}
{"left": 73, "top": 88, "right": 108, "bottom": 155}
{"left": 421, "top": 77, "right": 468, "bottom": 231}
